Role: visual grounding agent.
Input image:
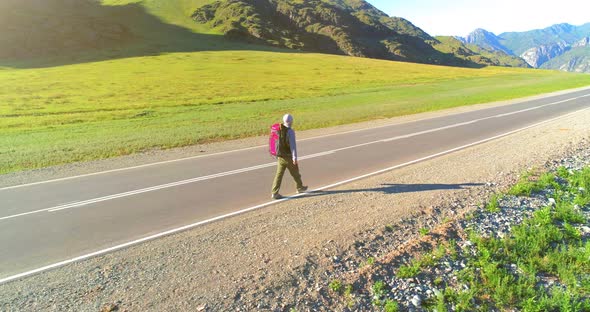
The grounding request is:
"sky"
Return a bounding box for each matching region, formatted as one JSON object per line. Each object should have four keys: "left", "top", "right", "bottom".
{"left": 367, "top": 0, "right": 590, "bottom": 37}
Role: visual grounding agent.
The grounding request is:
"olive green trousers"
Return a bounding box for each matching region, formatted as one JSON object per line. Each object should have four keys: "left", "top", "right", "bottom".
{"left": 271, "top": 156, "right": 304, "bottom": 195}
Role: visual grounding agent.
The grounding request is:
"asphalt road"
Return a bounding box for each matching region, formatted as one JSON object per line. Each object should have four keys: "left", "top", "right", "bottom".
{"left": 1, "top": 88, "right": 589, "bottom": 282}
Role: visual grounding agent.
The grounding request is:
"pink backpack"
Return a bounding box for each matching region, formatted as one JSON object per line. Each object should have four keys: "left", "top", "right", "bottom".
{"left": 269, "top": 123, "right": 281, "bottom": 156}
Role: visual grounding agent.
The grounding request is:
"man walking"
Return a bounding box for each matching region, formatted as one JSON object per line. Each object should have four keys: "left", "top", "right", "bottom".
{"left": 271, "top": 114, "right": 308, "bottom": 199}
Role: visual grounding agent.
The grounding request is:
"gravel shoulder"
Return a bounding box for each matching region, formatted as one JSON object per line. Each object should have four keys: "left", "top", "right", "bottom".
{"left": 1, "top": 94, "right": 590, "bottom": 311}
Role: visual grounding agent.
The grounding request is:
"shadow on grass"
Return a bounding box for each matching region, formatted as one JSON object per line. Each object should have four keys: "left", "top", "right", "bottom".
{"left": 302, "top": 182, "right": 485, "bottom": 197}
{"left": 0, "top": 0, "right": 290, "bottom": 69}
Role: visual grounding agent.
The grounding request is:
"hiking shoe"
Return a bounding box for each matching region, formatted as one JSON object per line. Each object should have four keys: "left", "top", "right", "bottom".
{"left": 271, "top": 193, "right": 283, "bottom": 200}
{"left": 297, "top": 186, "right": 308, "bottom": 193}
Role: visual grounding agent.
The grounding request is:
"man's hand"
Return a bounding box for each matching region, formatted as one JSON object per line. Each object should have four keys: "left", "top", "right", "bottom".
{"left": 293, "top": 159, "right": 298, "bottom": 166}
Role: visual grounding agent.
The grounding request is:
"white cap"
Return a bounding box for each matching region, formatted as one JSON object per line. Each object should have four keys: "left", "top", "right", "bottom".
{"left": 283, "top": 114, "right": 293, "bottom": 126}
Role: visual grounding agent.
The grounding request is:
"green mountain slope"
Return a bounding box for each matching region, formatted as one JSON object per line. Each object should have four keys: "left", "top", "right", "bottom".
{"left": 432, "top": 36, "right": 529, "bottom": 68}
{"left": 0, "top": 0, "right": 505, "bottom": 68}
{"left": 190, "top": 0, "right": 461, "bottom": 64}
{"left": 101, "top": 0, "right": 217, "bottom": 33}
{"left": 0, "top": 0, "right": 134, "bottom": 59}
{"left": 465, "top": 44, "right": 530, "bottom": 68}
{"left": 0, "top": 0, "right": 269, "bottom": 67}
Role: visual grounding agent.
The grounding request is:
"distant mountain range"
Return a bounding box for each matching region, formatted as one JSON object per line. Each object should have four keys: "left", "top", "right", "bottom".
{"left": 458, "top": 23, "right": 590, "bottom": 73}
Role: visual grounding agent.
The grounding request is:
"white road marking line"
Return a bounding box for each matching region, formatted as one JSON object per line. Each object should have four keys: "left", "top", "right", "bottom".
{"left": 2, "top": 105, "right": 589, "bottom": 285}
{"left": 300, "top": 151, "right": 335, "bottom": 159}
{"left": 2, "top": 91, "right": 589, "bottom": 191}
{"left": 0, "top": 209, "right": 48, "bottom": 221}
{"left": 1, "top": 94, "right": 589, "bottom": 220}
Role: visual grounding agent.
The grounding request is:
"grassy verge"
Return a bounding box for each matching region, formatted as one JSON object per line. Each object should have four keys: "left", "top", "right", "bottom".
{"left": 453, "top": 168, "right": 587, "bottom": 310}
{"left": 2, "top": 50, "right": 590, "bottom": 174}
{"left": 441, "top": 167, "right": 590, "bottom": 311}
{"left": 333, "top": 166, "right": 590, "bottom": 311}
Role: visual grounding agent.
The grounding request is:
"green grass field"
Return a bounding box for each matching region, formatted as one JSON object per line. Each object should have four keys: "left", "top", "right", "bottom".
{"left": 1, "top": 0, "right": 590, "bottom": 175}
{"left": 2, "top": 50, "right": 590, "bottom": 174}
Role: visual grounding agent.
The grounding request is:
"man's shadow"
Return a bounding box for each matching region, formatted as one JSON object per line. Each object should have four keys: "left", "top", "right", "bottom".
{"left": 302, "top": 183, "right": 485, "bottom": 197}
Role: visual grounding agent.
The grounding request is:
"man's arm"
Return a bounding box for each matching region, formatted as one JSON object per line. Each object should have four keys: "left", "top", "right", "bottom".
{"left": 288, "top": 129, "right": 298, "bottom": 163}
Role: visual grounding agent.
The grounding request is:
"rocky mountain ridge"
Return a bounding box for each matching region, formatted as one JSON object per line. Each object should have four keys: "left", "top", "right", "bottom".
{"left": 191, "top": 0, "right": 433, "bottom": 61}
{"left": 574, "top": 36, "right": 590, "bottom": 48}
{"left": 191, "top": 0, "right": 526, "bottom": 68}
{"left": 520, "top": 40, "right": 570, "bottom": 68}
{"left": 459, "top": 28, "right": 512, "bottom": 55}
